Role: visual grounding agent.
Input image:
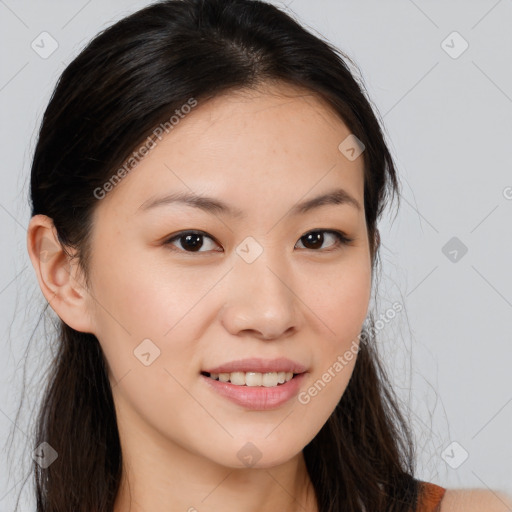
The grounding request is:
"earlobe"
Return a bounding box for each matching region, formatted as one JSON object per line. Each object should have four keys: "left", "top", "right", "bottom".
{"left": 26, "top": 214, "right": 95, "bottom": 333}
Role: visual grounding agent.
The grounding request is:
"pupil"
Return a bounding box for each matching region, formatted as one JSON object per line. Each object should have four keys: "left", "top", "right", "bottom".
{"left": 303, "top": 231, "right": 323, "bottom": 249}
{"left": 183, "top": 234, "right": 202, "bottom": 251}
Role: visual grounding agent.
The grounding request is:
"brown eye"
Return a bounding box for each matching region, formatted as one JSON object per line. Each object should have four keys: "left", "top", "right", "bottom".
{"left": 163, "top": 229, "right": 353, "bottom": 255}
{"left": 296, "top": 230, "right": 353, "bottom": 251}
{"left": 164, "top": 231, "right": 220, "bottom": 253}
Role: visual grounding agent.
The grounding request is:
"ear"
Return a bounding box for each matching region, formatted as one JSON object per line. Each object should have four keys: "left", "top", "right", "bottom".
{"left": 26, "top": 214, "right": 95, "bottom": 333}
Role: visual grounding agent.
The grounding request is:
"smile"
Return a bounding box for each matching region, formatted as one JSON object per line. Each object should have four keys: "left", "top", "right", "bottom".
{"left": 201, "top": 371, "right": 306, "bottom": 410}
{"left": 201, "top": 371, "right": 296, "bottom": 387}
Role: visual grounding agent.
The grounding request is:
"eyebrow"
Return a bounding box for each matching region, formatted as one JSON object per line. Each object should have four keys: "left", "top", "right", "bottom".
{"left": 138, "top": 187, "right": 362, "bottom": 218}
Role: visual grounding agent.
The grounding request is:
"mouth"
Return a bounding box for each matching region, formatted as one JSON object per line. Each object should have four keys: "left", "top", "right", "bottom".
{"left": 200, "top": 362, "right": 308, "bottom": 410}
{"left": 201, "top": 371, "right": 300, "bottom": 387}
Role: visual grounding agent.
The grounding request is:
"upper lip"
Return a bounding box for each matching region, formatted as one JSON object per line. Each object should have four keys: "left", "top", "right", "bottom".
{"left": 202, "top": 357, "right": 308, "bottom": 374}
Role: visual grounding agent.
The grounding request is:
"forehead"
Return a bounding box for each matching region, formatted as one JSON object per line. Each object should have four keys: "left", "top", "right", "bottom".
{"left": 94, "top": 81, "right": 365, "bottom": 218}
{"left": 182, "top": 81, "right": 353, "bottom": 144}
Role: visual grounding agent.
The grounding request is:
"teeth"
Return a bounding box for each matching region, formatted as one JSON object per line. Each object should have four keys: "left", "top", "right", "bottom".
{"left": 245, "top": 372, "right": 262, "bottom": 386}
{"left": 207, "top": 371, "right": 294, "bottom": 386}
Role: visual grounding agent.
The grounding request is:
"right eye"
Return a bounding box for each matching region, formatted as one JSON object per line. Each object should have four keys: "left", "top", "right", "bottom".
{"left": 163, "top": 230, "right": 222, "bottom": 253}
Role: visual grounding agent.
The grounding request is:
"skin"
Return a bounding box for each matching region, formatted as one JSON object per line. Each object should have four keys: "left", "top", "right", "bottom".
{"left": 441, "top": 489, "right": 512, "bottom": 512}
{"left": 28, "top": 81, "right": 371, "bottom": 511}
{"left": 26, "top": 80, "right": 512, "bottom": 512}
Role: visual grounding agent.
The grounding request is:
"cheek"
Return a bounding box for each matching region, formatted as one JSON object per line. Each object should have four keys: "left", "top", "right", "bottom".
{"left": 91, "top": 241, "right": 191, "bottom": 336}
{"left": 330, "top": 270, "right": 371, "bottom": 340}
{"left": 305, "top": 254, "right": 372, "bottom": 341}
{"left": 288, "top": 255, "right": 369, "bottom": 403}
{"left": 89, "top": 247, "right": 215, "bottom": 388}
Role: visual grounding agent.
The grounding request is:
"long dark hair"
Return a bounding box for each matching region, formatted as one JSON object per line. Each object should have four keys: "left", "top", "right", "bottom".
{"left": 18, "top": 0, "right": 422, "bottom": 510}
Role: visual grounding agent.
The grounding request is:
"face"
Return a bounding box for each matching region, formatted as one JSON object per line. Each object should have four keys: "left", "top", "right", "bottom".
{"left": 85, "top": 81, "right": 372, "bottom": 469}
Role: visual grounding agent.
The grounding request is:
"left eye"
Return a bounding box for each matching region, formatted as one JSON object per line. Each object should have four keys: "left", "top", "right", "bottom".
{"left": 163, "top": 229, "right": 353, "bottom": 253}
{"left": 296, "top": 230, "right": 353, "bottom": 251}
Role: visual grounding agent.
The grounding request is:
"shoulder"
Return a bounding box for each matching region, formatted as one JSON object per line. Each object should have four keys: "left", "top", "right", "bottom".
{"left": 440, "top": 488, "right": 512, "bottom": 512}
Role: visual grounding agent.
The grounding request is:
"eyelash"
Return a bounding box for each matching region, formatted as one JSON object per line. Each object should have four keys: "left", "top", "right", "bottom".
{"left": 163, "top": 229, "right": 354, "bottom": 254}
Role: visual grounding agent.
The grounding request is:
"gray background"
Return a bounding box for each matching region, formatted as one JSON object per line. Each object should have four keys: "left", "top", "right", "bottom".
{"left": 1, "top": 0, "right": 511, "bottom": 509}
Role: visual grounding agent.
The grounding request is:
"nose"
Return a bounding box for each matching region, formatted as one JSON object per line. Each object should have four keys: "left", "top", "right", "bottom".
{"left": 219, "top": 248, "right": 301, "bottom": 341}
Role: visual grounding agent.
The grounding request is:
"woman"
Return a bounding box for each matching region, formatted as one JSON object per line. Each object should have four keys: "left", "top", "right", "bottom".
{"left": 22, "top": 0, "right": 510, "bottom": 510}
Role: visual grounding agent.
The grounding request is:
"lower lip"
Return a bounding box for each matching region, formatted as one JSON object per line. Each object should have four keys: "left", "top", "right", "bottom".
{"left": 201, "top": 372, "right": 307, "bottom": 410}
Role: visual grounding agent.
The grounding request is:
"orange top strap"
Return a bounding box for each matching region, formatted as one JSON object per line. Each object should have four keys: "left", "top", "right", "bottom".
{"left": 416, "top": 481, "right": 447, "bottom": 512}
